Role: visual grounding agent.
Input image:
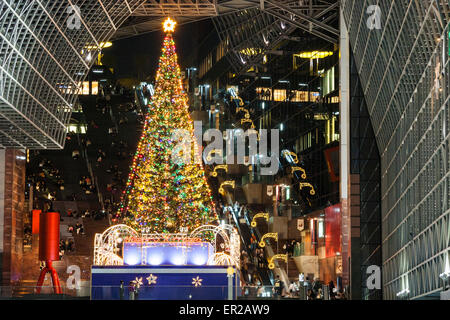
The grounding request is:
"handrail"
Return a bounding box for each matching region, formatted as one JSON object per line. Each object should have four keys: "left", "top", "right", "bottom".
{"left": 81, "top": 143, "right": 104, "bottom": 210}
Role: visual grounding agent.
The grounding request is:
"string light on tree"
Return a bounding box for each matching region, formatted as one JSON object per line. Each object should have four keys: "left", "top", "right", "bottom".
{"left": 118, "top": 17, "right": 218, "bottom": 233}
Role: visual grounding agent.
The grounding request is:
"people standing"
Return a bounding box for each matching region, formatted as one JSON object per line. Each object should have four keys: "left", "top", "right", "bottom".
{"left": 128, "top": 281, "right": 135, "bottom": 300}
{"left": 273, "top": 275, "right": 283, "bottom": 299}
{"left": 119, "top": 280, "right": 124, "bottom": 300}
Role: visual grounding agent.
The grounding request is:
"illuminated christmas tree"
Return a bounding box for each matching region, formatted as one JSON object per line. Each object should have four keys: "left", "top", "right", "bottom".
{"left": 119, "top": 18, "right": 218, "bottom": 233}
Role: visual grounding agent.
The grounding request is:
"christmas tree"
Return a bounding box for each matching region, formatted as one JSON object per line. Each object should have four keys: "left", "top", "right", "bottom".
{"left": 119, "top": 18, "right": 218, "bottom": 233}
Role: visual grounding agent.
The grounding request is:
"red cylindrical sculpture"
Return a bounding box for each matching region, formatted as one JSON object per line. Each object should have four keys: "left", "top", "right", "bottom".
{"left": 36, "top": 211, "right": 62, "bottom": 294}
{"left": 39, "top": 211, "right": 60, "bottom": 262}
{"left": 32, "top": 209, "right": 41, "bottom": 235}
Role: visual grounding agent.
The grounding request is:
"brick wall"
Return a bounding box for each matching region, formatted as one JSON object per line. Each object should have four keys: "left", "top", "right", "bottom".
{"left": 0, "top": 149, "right": 26, "bottom": 286}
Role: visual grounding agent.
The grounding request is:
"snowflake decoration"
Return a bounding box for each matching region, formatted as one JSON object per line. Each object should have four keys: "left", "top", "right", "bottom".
{"left": 132, "top": 277, "right": 143, "bottom": 288}
{"left": 147, "top": 274, "right": 158, "bottom": 285}
{"left": 192, "top": 276, "right": 203, "bottom": 287}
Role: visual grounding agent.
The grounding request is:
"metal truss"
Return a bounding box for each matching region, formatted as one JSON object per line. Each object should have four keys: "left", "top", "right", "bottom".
{"left": 114, "top": 0, "right": 339, "bottom": 40}
{"left": 0, "top": 0, "right": 338, "bottom": 149}
{"left": 342, "top": 0, "right": 450, "bottom": 299}
{"left": 0, "top": 0, "right": 145, "bottom": 149}
{"left": 262, "top": 0, "right": 339, "bottom": 44}
{"left": 212, "top": 0, "right": 338, "bottom": 75}
{"left": 212, "top": 7, "right": 295, "bottom": 75}
{"left": 113, "top": 0, "right": 257, "bottom": 39}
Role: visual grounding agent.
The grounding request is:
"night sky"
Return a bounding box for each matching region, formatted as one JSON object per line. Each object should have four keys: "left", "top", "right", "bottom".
{"left": 102, "top": 19, "right": 217, "bottom": 81}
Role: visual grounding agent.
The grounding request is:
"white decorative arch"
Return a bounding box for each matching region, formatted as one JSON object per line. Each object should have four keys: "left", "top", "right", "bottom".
{"left": 93, "top": 224, "right": 138, "bottom": 266}
{"left": 93, "top": 224, "right": 240, "bottom": 268}
{"left": 190, "top": 224, "right": 230, "bottom": 250}
{"left": 208, "top": 252, "right": 238, "bottom": 266}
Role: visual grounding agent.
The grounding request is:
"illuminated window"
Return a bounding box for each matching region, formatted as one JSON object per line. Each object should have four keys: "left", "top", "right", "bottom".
{"left": 66, "top": 124, "right": 87, "bottom": 134}
{"left": 91, "top": 81, "right": 98, "bottom": 95}
{"left": 256, "top": 88, "right": 320, "bottom": 103}
{"left": 322, "top": 67, "right": 336, "bottom": 96}
{"left": 67, "top": 125, "right": 78, "bottom": 133}
{"left": 256, "top": 87, "right": 272, "bottom": 101}
{"left": 82, "top": 81, "right": 90, "bottom": 95}
{"left": 216, "top": 41, "right": 227, "bottom": 61}
{"left": 273, "top": 89, "right": 286, "bottom": 101}
{"left": 293, "top": 91, "right": 308, "bottom": 102}
{"left": 79, "top": 125, "right": 87, "bottom": 134}
{"left": 325, "top": 115, "right": 340, "bottom": 144}
{"left": 314, "top": 113, "right": 330, "bottom": 120}
{"left": 297, "top": 132, "right": 313, "bottom": 152}
{"left": 330, "top": 96, "right": 340, "bottom": 103}
{"left": 318, "top": 219, "right": 324, "bottom": 238}
{"left": 199, "top": 52, "right": 213, "bottom": 78}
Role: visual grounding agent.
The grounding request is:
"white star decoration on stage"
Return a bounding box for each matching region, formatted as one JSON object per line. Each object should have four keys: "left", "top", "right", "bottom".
{"left": 132, "top": 277, "right": 143, "bottom": 288}
{"left": 147, "top": 274, "right": 158, "bottom": 285}
{"left": 192, "top": 276, "right": 203, "bottom": 287}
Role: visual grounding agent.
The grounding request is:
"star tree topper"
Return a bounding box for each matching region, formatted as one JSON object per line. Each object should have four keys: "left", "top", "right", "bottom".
{"left": 163, "top": 17, "right": 176, "bottom": 33}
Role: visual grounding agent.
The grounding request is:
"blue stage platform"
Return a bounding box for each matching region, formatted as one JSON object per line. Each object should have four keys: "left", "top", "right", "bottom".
{"left": 91, "top": 265, "right": 239, "bottom": 300}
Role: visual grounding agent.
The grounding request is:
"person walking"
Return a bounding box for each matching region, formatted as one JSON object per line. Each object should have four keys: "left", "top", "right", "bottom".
{"left": 329, "top": 280, "right": 336, "bottom": 299}
{"left": 273, "top": 275, "right": 283, "bottom": 299}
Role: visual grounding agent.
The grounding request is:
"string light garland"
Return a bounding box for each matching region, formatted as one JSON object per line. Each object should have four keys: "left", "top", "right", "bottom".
{"left": 118, "top": 19, "right": 218, "bottom": 233}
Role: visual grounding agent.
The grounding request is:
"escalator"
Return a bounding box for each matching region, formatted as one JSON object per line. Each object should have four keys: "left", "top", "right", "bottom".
{"left": 241, "top": 208, "right": 291, "bottom": 292}
{"left": 236, "top": 212, "right": 273, "bottom": 287}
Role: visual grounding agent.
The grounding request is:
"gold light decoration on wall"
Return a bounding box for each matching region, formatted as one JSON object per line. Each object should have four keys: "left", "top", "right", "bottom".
{"left": 282, "top": 150, "right": 299, "bottom": 164}
{"left": 236, "top": 107, "right": 250, "bottom": 118}
{"left": 296, "top": 51, "right": 333, "bottom": 59}
{"left": 291, "top": 166, "right": 307, "bottom": 179}
{"left": 211, "top": 165, "right": 228, "bottom": 177}
{"left": 232, "top": 96, "right": 245, "bottom": 106}
{"left": 268, "top": 254, "right": 288, "bottom": 269}
{"left": 259, "top": 232, "right": 278, "bottom": 248}
{"left": 251, "top": 212, "right": 269, "bottom": 227}
{"left": 240, "top": 118, "right": 256, "bottom": 129}
{"left": 299, "top": 182, "right": 316, "bottom": 195}
{"left": 219, "top": 180, "right": 235, "bottom": 195}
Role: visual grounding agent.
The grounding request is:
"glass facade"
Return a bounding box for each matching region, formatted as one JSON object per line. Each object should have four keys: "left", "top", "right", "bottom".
{"left": 350, "top": 49, "right": 382, "bottom": 300}
{"left": 0, "top": 0, "right": 143, "bottom": 149}
{"left": 342, "top": 0, "right": 450, "bottom": 299}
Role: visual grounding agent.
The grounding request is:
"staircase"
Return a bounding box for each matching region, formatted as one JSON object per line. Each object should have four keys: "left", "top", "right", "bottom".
{"left": 277, "top": 258, "right": 301, "bottom": 280}
{"left": 12, "top": 280, "right": 36, "bottom": 297}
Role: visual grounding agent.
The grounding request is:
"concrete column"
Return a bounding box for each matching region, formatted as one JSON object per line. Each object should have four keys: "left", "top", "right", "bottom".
{"left": 0, "top": 149, "right": 4, "bottom": 287}
{"left": 339, "top": 9, "right": 351, "bottom": 293}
